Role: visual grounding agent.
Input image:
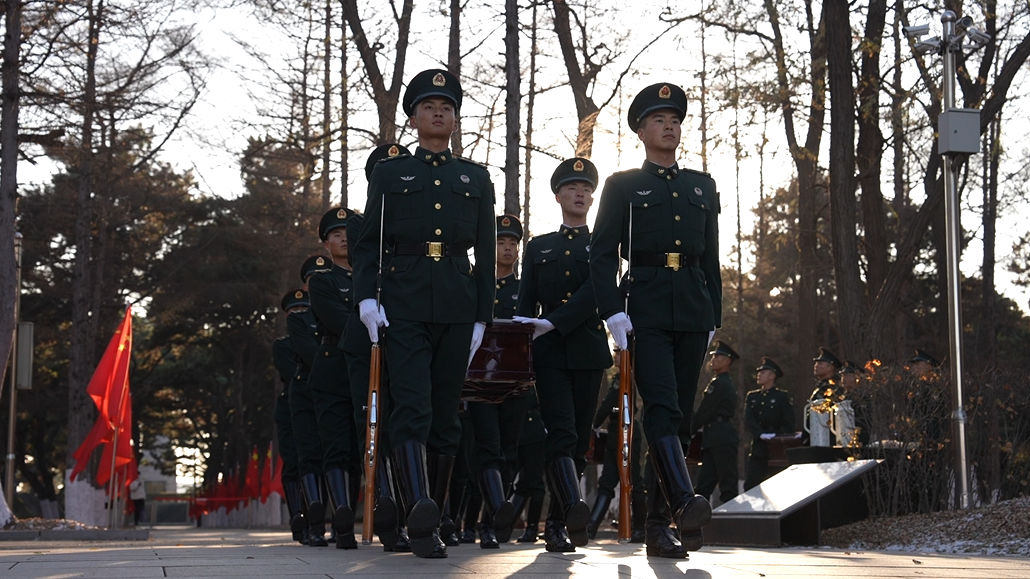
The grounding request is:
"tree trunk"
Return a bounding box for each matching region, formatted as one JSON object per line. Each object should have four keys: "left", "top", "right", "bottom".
{"left": 321, "top": 0, "right": 333, "bottom": 213}
{"left": 503, "top": 0, "right": 520, "bottom": 214}
{"left": 522, "top": 3, "right": 538, "bottom": 237}
{"left": 825, "top": 0, "right": 861, "bottom": 356}
{"left": 339, "top": 11, "right": 348, "bottom": 205}
{"left": 448, "top": 0, "right": 463, "bottom": 155}
{"left": 980, "top": 116, "right": 999, "bottom": 368}
{"left": 550, "top": 0, "right": 599, "bottom": 158}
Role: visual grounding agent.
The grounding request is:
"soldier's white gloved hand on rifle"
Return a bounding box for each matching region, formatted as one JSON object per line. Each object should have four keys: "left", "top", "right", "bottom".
{"left": 759, "top": 433, "right": 776, "bottom": 441}
{"left": 358, "top": 299, "right": 389, "bottom": 343}
{"left": 512, "top": 316, "right": 555, "bottom": 340}
{"left": 605, "top": 312, "right": 633, "bottom": 350}
{"left": 468, "top": 321, "right": 487, "bottom": 366}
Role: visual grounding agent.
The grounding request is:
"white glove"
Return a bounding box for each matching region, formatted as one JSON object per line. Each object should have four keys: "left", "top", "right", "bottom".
{"left": 468, "top": 321, "right": 487, "bottom": 366}
{"left": 358, "top": 299, "right": 389, "bottom": 343}
{"left": 512, "top": 316, "right": 556, "bottom": 340}
{"left": 605, "top": 312, "right": 633, "bottom": 350}
{"left": 760, "top": 433, "right": 775, "bottom": 441}
{"left": 707, "top": 330, "right": 716, "bottom": 348}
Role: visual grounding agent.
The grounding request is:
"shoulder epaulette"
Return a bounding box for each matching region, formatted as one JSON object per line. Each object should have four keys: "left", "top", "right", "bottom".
{"left": 455, "top": 155, "right": 488, "bottom": 169}
{"left": 529, "top": 231, "right": 560, "bottom": 243}
{"left": 682, "top": 167, "right": 712, "bottom": 177}
{"left": 377, "top": 154, "right": 410, "bottom": 166}
{"left": 745, "top": 388, "right": 762, "bottom": 396}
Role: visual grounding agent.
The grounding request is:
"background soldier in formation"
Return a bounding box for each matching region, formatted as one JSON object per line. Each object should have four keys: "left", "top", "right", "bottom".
{"left": 744, "top": 357, "right": 795, "bottom": 490}
{"left": 810, "top": 347, "right": 843, "bottom": 401}
{"left": 591, "top": 82, "right": 720, "bottom": 558}
{"left": 514, "top": 157, "right": 612, "bottom": 553}
{"left": 274, "top": 290, "right": 309, "bottom": 543}
{"left": 692, "top": 341, "right": 740, "bottom": 505}
{"left": 354, "top": 69, "right": 495, "bottom": 559}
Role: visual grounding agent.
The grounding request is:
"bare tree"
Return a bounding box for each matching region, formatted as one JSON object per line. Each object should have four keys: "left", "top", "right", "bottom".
{"left": 448, "top": 0, "right": 463, "bottom": 155}
{"left": 503, "top": 0, "right": 519, "bottom": 213}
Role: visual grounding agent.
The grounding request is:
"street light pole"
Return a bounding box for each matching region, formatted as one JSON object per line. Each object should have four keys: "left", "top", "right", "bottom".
{"left": 4, "top": 232, "right": 22, "bottom": 507}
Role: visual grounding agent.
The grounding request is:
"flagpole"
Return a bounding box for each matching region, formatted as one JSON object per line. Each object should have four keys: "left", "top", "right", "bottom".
{"left": 107, "top": 304, "right": 133, "bottom": 529}
{"left": 107, "top": 425, "right": 119, "bottom": 528}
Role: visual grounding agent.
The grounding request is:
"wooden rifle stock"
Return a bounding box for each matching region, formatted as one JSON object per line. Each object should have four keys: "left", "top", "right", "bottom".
{"left": 362, "top": 343, "right": 382, "bottom": 545}
{"left": 616, "top": 339, "right": 634, "bottom": 542}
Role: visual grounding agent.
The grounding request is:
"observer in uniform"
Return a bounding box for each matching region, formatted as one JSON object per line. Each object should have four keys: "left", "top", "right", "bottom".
{"left": 590, "top": 82, "right": 720, "bottom": 558}
{"left": 274, "top": 290, "right": 309, "bottom": 544}
{"left": 514, "top": 157, "right": 612, "bottom": 553}
{"left": 353, "top": 69, "right": 495, "bottom": 559}
{"left": 743, "top": 357, "right": 795, "bottom": 490}
{"left": 691, "top": 340, "right": 740, "bottom": 504}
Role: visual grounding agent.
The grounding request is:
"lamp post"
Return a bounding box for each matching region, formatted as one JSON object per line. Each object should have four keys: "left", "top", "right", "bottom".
{"left": 4, "top": 232, "right": 22, "bottom": 506}
{"left": 903, "top": 10, "right": 991, "bottom": 510}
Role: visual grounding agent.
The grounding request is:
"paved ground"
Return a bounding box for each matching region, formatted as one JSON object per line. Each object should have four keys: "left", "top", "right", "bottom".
{"left": 1, "top": 527, "right": 1028, "bottom": 579}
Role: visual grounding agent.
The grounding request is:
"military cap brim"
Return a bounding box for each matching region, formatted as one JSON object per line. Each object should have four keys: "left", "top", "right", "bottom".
{"left": 550, "top": 157, "right": 599, "bottom": 193}
{"left": 403, "top": 69, "right": 462, "bottom": 117}
{"left": 319, "top": 207, "right": 356, "bottom": 241}
{"left": 496, "top": 214, "right": 523, "bottom": 240}
{"left": 628, "top": 82, "right": 687, "bottom": 132}
{"left": 813, "top": 347, "right": 843, "bottom": 368}
{"left": 710, "top": 340, "right": 740, "bottom": 360}
{"left": 909, "top": 349, "right": 941, "bottom": 367}
{"left": 841, "top": 360, "right": 865, "bottom": 374}
{"left": 300, "top": 255, "right": 332, "bottom": 282}
{"left": 280, "top": 289, "right": 310, "bottom": 311}
{"left": 365, "top": 143, "right": 410, "bottom": 181}
{"left": 756, "top": 356, "right": 784, "bottom": 379}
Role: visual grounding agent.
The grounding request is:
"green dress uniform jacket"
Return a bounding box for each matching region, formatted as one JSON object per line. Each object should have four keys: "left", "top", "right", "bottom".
{"left": 273, "top": 336, "right": 300, "bottom": 482}
{"left": 308, "top": 264, "right": 354, "bottom": 340}
{"left": 287, "top": 309, "right": 323, "bottom": 476}
{"left": 494, "top": 273, "right": 519, "bottom": 320}
{"left": 515, "top": 226, "right": 612, "bottom": 370}
{"left": 590, "top": 161, "right": 722, "bottom": 331}
{"left": 744, "top": 388, "right": 795, "bottom": 459}
{"left": 353, "top": 148, "right": 496, "bottom": 323}
{"left": 692, "top": 372, "right": 739, "bottom": 449}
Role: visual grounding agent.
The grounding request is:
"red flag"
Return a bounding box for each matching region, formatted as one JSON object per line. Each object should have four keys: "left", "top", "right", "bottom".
{"left": 243, "top": 446, "right": 260, "bottom": 499}
{"left": 96, "top": 389, "right": 135, "bottom": 487}
{"left": 269, "top": 455, "right": 284, "bottom": 498}
{"left": 70, "top": 306, "right": 133, "bottom": 482}
{"left": 259, "top": 442, "right": 273, "bottom": 503}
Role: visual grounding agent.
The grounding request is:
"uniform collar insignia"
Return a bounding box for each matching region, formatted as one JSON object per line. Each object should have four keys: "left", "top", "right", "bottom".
{"left": 400, "top": 175, "right": 415, "bottom": 181}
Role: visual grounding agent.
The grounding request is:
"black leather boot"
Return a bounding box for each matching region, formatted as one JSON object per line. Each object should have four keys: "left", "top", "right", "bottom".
{"left": 325, "top": 469, "right": 357, "bottom": 549}
{"left": 478, "top": 468, "right": 515, "bottom": 544}
{"left": 424, "top": 451, "right": 456, "bottom": 558}
{"left": 478, "top": 511, "right": 499, "bottom": 549}
{"left": 517, "top": 494, "right": 543, "bottom": 543}
{"left": 461, "top": 493, "right": 481, "bottom": 543}
{"left": 549, "top": 458, "right": 590, "bottom": 547}
{"left": 301, "top": 473, "right": 329, "bottom": 547}
{"left": 650, "top": 436, "right": 710, "bottom": 551}
{"left": 282, "top": 480, "right": 306, "bottom": 543}
{"left": 644, "top": 462, "right": 685, "bottom": 558}
{"left": 587, "top": 490, "right": 613, "bottom": 539}
{"left": 375, "top": 456, "right": 400, "bottom": 551}
{"left": 631, "top": 487, "right": 647, "bottom": 543}
{"left": 542, "top": 475, "right": 574, "bottom": 552}
{"left": 393, "top": 441, "right": 443, "bottom": 558}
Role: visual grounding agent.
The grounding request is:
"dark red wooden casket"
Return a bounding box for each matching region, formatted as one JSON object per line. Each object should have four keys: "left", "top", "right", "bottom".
{"left": 462, "top": 319, "right": 535, "bottom": 403}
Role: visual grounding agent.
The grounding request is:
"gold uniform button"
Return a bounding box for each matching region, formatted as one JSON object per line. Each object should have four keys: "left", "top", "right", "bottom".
{"left": 434, "top": 179, "right": 441, "bottom": 186}
{"left": 435, "top": 203, "right": 442, "bottom": 210}
{"left": 675, "top": 215, "right": 681, "bottom": 221}
{"left": 567, "top": 292, "right": 572, "bottom": 297}
{"left": 435, "top": 228, "right": 442, "bottom": 235}
{"left": 643, "top": 203, "right": 648, "bottom": 208}
{"left": 441, "top": 155, "right": 447, "bottom": 161}
{"left": 433, "top": 161, "right": 439, "bottom": 166}
{"left": 675, "top": 240, "right": 682, "bottom": 246}
{"left": 403, "top": 188, "right": 408, "bottom": 193}
{"left": 465, "top": 192, "right": 470, "bottom": 197}
{"left": 565, "top": 250, "right": 571, "bottom": 255}
{"left": 673, "top": 192, "right": 679, "bottom": 197}
{"left": 567, "top": 235, "right": 573, "bottom": 239}
{"left": 390, "top": 266, "right": 396, "bottom": 272}
{"left": 494, "top": 299, "right": 499, "bottom": 304}
{"left": 667, "top": 174, "right": 673, "bottom": 180}
{"left": 496, "top": 284, "right": 501, "bottom": 289}
{"left": 565, "top": 271, "right": 571, "bottom": 276}
{"left": 701, "top": 204, "right": 706, "bottom": 209}
{"left": 501, "top": 279, "right": 506, "bottom": 285}
{"left": 597, "top": 324, "right": 603, "bottom": 330}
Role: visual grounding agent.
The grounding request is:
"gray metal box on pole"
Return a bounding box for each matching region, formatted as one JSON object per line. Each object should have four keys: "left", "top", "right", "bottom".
{"left": 938, "top": 108, "right": 981, "bottom": 154}
{"left": 16, "top": 322, "right": 33, "bottom": 390}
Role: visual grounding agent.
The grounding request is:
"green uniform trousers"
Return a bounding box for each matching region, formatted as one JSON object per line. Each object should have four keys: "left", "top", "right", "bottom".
{"left": 289, "top": 376, "right": 323, "bottom": 477}
{"left": 274, "top": 388, "right": 300, "bottom": 482}
{"left": 695, "top": 444, "right": 739, "bottom": 503}
{"left": 310, "top": 344, "right": 358, "bottom": 472}
{"left": 535, "top": 366, "right": 603, "bottom": 474}
{"left": 632, "top": 328, "right": 709, "bottom": 444}
{"left": 468, "top": 395, "right": 530, "bottom": 479}
{"left": 384, "top": 319, "right": 472, "bottom": 456}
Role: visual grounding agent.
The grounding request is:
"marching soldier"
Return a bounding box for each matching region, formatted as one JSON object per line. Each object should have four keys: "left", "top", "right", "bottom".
{"left": 290, "top": 256, "right": 332, "bottom": 546}
{"left": 514, "top": 157, "right": 613, "bottom": 553}
{"left": 692, "top": 341, "right": 740, "bottom": 504}
{"left": 274, "top": 290, "right": 310, "bottom": 544}
{"left": 744, "top": 357, "right": 795, "bottom": 490}
{"left": 591, "top": 82, "right": 720, "bottom": 558}
{"left": 353, "top": 69, "right": 496, "bottom": 559}
{"left": 810, "top": 347, "right": 843, "bottom": 401}
{"left": 308, "top": 207, "right": 360, "bottom": 549}
{"left": 341, "top": 144, "right": 412, "bottom": 552}
{"left": 509, "top": 391, "right": 547, "bottom": 543}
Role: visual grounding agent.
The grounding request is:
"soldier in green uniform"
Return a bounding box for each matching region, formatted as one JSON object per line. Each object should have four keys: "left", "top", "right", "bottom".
{"left": 514, "top": 157, "right": 613, "bottom": 553}
{"left": 274, "top": 290, "right": 309, "bottom": 543}
{"left": 341, "top": 144, "right": 411, "bottom": 552}
{"left": 464, "top": 215, "right": 526, "bottom": 548}
{"left": 509, "top": 389, "right": 547, "bottom": 543}
{"left": 744, "top": 357, "right": 795, "bottom": 490}
{"left": 586, "top": 349, "right": 646, "bottom": 542}
{"left": 290, "top": 256, "right": 332, "bottom": 546}
{"left": 354, "top": 69, "right": 495, "bottom": 559}
{"left": 308, "top": 207, "right": 359, "bottom": 549}
{"left": 692, "top": 341, "right": 740, "bottom": 504}
{"left": 810, "top": 347, "right": 843, "bottom": 401}
{"left": 591, "top": 83, "right": 719, "bottom": 558}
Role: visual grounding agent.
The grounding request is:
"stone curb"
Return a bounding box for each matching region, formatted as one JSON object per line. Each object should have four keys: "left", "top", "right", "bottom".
{"left": 0, "top": 529, "right": 150, "bottom": 541}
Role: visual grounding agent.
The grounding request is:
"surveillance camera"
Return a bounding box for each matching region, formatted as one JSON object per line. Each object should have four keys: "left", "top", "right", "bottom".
{"left": 955, "top": 16, "right": 974, "bottom": 35}
{"left": 903, "top": 24, "right": 931, "bottom": 39}
{"left": 966, "top": 27, "right": 992, "bottom": 46}
{"left": 914, "top": 39, "right": 942, "bottom": 55}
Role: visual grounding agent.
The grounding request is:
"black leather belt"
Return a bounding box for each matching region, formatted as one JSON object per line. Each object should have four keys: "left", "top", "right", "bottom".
{"left": 320, "top": 335, "right": 339, "bottom": 345}
{"left": 394, "top": 242, "right": 468, "bottom": 257}
{"left": 632, "top": 252, "right": 700, "bottom": 270}
{"left": 540, "top": 302, "right": 566, "bottom": 315}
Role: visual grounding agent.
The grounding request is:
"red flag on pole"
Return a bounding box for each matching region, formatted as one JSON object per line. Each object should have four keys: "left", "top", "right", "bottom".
{"left": 269, "top": 455, "right": 284, "bottom": 498}
{"left": 243, "top": 446, "right": 260, "bottom": 499}
{"left": 259, "top": 442, "right": 273, "bottom": 503}
{"left": 70, "top": 306, "right": 133, "bottom": 482}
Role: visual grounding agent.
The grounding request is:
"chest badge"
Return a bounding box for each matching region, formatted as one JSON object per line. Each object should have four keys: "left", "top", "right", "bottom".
{"left": 340, "top": 288, "right": 350, "bottom": 293}
{"left": 460, "top": 175, "right": 470, "bottom": 183}
{"left": 400, "top": 175, "right": 415, "bottom": 181}
{"left": 511, "top": 294, "right": 518, "bottom": 300}
{"left": 540, "top": 248, "right": 552, "bottom": 254}
{"left": 637, "top": 190, "right": 651, "bottom": 196}
{"left": 694, "top": 187, "right": 703, "bottom": 196}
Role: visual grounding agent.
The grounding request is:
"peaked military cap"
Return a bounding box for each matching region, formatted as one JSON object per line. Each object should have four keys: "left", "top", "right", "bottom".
{"left": 909, "top": 349, "right": 941, "bottom": 367}
{"left": 628, "top": 82, "right": 687, "bottom": 132}
{"left": 550, "top": 157, "right": 599, "bottom": 193}
{"left": 365, "top": 143, "right": 410, "bottom": 181}
{"left": 710, "top": 340, "right": 740, "bottom": 360}
{"left": 841, "top": 360, "right": 866, "bottom": 374}
{"left": 280, "top": 289, "right": 309, "bottom": 311}
{"left": 319, "top": 207, "right": 357, "bottom": 241}
{"left": 813, "top": 347, "right": 843, "bottom": 368}
{"left": 300, "top": 255, "right": 332, "bottom": 282}
{"left": 403, "top": 69, "right": 462, "bottom": 117}
{"left": 756, "top": 356, "right": 784, "bottom": 379}
{"left": 496, "top": 214, "right": 523, "bottom": 241}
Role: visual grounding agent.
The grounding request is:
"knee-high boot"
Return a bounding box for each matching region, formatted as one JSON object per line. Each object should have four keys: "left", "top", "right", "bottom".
{"left": 631, "top": 487, "right": 647, "bottom": 543}
{"left": 392, "top": 441, "right": 444, "bottom": 558}
{"left": 324, "top": 469, "right": 356, "bottom": 549}
{"left": 542, "top": 472, "right": 574, "bottom": 552}
{"left": 282, "top": 480, "right": 306, "bottom": 543}
{"left": 548, "top": 457, "right": 590, "bottom": 547}
{"left": 587, "top": 489, "right": 613, "bottom": 539}
{"left": 644, "top": 461, "right": 685, "bottom": 558}
{"left": 425, "top": 451, "right": 455, "bottom": 558}
{"left": 374, "top": 456, "right": 400, "bottom": 550}
{"left": 300, "top": 473, "right": 328, "bottom": 547}
{"left": 478, "top": 468, "right": 515, "bottom": 544}
{"left": 517, "top": 494, "right": 542, "bottom": 543}
{"left": 649, "top": 435, "right": 710, "bottom": 551}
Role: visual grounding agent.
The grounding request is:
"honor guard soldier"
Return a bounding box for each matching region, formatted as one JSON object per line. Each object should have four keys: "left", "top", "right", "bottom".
{"left": 744, "top": 357, "right": 795, "bottom": 490}
{"left": 514, "top": 157, "right": 613, "bottom": 553}
{"left": 341, "top": 144, "right": 412, "bottom": 552}
{"left": 692, "top": 341, "right": 740, "bottom": 504}
{"left": 354, "top": 69, "right": 496, "bottom": 559}
{"left": 839, "top": 360, "right": 870, "bottom": 447}
{"left": 308, "top": 206, "right": 360, "bottom": 549}
{"left": 810, "top": 347, "right": 843, "bottom": 401}
{"left": 290, "top": 256, "right": 332, "bottom": 546}
{"left": 591, "top": 82, "right": 720, "bottom": 557}
{"left": 275, "top": 290, "right": 310, "bottom": 543}
{"left": 906, "top": 349, "right": 946, "bottom": 444}
{"left": 908, "top": 349, "right": 941, "bottom": 379}
{"left": 494, "top": 215, "right": 521, "bottom": 318}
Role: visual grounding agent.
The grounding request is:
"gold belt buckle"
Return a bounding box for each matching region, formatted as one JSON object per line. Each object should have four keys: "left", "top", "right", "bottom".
{"left": 427, "top": 241, "right": 444, "bottom": 258}
{"left": 666, "top": 253, "right": 681, "bottom": 271}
